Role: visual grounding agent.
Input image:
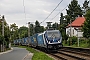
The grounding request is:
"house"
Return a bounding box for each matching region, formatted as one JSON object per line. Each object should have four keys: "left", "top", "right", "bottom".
{"left": 66, "top": 16, "right": 85, "bottom": 37}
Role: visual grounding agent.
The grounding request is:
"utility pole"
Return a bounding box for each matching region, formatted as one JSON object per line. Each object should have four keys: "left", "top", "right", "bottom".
{"left": 69, "top": 19, "right": 72, "bottom": 46}
{"left": 28, "top": 22, "right": 30, "bottom": 37}
{"left": 28, "top": 22, "right": 30, "bottom": 46}
{"left": 2, "top": 15, "right": 4, "bottom": 52}
{"left": 2, "top": 16, "right": 4, "bottom": 36}
{"left": 33, "top": 25, "right": 35, "bottom": 35}
{"left": 0, "top": 15, "right": 2, "bottom": 52}
{"left": 76, "top": 28, "right": 79, "bottom": 47}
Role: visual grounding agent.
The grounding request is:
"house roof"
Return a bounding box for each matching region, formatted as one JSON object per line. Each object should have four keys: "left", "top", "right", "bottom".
{"left": 67, "top": 17, "right": 85, "bottom": 27}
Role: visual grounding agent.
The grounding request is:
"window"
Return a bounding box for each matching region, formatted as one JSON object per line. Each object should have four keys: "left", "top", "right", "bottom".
{"left": 73, "top": 29, "right": 74, "bottom": 35}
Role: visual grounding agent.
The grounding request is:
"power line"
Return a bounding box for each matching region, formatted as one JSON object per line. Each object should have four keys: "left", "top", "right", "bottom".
{"left": 40, "top": 0, "right": 63, "bottom": 24}
{"left": 23, "top": 0, "right": 26, "bottom": 22}
{"left": 51, "top": 5, "right": 68, "bottom": 20}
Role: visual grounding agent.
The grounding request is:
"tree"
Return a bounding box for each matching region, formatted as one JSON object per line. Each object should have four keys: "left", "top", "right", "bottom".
{"left": 82, "top": 10, "right": 90, "bottom": 47}
{"left": 82, "top": 10, "right": 90, "bottom": 38}
{"left": 0, "top": 19, "right": 2, "bottom": 35}
{"left": 10, "top": 23, "right": 18, "bottom": 42}
{"left": 60, "top": 13, "right": 64, "bottom": 25}
{"left": 65, "top": 0, "right": 82, "bottom": 24}
{"left": 0, "top": 15, "right": 11, "bottom": 48}
{"left": 35, "top": 20, "right": 40, "bottom": 33}
{"left": 59, "top": 24, "right": 67, "bottom": 40}
{"left": 4, "top": 24, "right": 11, "bottom": 48}
{"left": 39, "top": 26, "right": 44, "bottom": 32}
{"left": 34, "top": 20, "right": 45, "bottom": 33}
{"left": 18, "top": 26, "right": 28, "bottom": 38}
{"left": 82, "top": 0, "right": 90, "bottom": 15}
{"left": 52, "top": 22, "right": 58, "bottom": 30}
{"left": 30, "top": 24, "right": 34, "bottom": 36}
{"left": 0, "top": 35, "right": 4, "bottom": 45}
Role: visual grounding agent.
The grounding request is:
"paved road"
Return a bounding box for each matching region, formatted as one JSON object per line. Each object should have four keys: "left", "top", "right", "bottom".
{"left": 0, "top": 47, "right": 29, "bottom": 60}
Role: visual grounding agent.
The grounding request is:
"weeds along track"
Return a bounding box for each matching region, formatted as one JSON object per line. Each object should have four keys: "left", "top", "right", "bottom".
{"left": 48, "top": 47, "right": 90, "bottom": 60}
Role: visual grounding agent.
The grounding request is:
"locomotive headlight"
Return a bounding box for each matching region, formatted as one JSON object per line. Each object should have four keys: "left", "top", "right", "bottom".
{"left": 58, "top": 37, "right": 62, "bottom": 43}
{"left": 58, "top": 40, "right": 60, "bottom": 43}
{"left": 48, "top": 40, "right": 50, "bottom": 43}
{"left": 60, "top": 37, "right": 62, "bottom": 43}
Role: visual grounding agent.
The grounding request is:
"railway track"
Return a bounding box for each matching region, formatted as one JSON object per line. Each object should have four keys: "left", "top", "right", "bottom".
{"left": 47, "top": 47, "right": 90, "bottom": 60}
{"left": 32, "top": 46, "right": 90, "bottom": 60}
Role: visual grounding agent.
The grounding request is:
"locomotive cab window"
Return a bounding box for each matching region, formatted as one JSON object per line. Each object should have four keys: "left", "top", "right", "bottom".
{"left": 47, "top": 31, "right": 60, "bottom": 38}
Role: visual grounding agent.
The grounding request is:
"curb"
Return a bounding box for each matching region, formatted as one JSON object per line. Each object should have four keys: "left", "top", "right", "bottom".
{"left": 22, "top": 52, "right": 33, "bottom": 60}
{"left": 22, "top": 52, "right": 29, "bottom": 60}
{"left": 0, "top": 48, "right": 13, "bottom": 55}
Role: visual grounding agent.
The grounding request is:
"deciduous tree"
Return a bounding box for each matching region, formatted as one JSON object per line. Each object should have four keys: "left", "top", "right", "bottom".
{"left": 65, "top": 0, "right": 82, "bottom": 24}
{"left": 83, "top": 10, "right": 90, "bottom": 38}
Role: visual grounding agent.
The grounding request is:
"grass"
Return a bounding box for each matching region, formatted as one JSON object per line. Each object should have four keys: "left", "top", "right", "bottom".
{"left": 19, "top": 46, "right": 54, "bottom": 60}
{"left": 32, "top": 52, "right": 53, "bottom": 60}
{"left": 63, "top": 39, "right": 90, "bottom": 48}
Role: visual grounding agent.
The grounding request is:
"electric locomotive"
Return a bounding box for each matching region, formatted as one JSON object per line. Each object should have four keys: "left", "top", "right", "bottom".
{"left": 13, "top": 29, "right": 63, "bottom": 50}
{"left": 31, "top": 29, "right": 63, "bottom": 50}
{"left": 44, "top": 30, "right": 62, "bottom": 50}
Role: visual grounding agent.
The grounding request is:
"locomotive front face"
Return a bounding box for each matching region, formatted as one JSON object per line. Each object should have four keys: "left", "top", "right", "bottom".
{"left": 44, "top": 30, "right": 62, "bottom": 49}
{"left": 45, "top": 30, "right": 62, "bottom": 44}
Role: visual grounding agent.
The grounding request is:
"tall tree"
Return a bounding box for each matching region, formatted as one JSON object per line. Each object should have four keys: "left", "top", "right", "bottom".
{"left": 10, "top": 23, "right": 18, "bottom": 41}
{"left": 59, "top": 24, "right": 67, "bottom": 40}
{"left": 52, "top": 22, "right": 58, "bottom": 30}
{"left": 35, "top": 20, "right": 44, "bottom": 33}
{"left": 82, "top": 0, "right": 90, "bottom": 15}
{"left": 82, "top": 10, "right": 90, "bottom": 38}
{"left": 30, "top": 24, "right": 34, "bottom": 36}
{"left": 35, "top": 20, "right": 40, "bottom": 33}
{"left": 4, "top": 24, "right": 11, "bottom": 46}
{"left": 35, "top": 20, "right": 41, "bottom": 33}
{"left": 0, "top": 15, "right": 11, "bottom": 48}
{"left": 65, "top": 0, "right": 82, "bottom": 24}
{"left": 60, "top": 13, "right": 64, "bottom": 25}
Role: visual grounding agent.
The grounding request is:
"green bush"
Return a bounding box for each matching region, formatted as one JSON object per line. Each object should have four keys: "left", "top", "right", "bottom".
{"left": 88, "top": 39, "right": 90, "bottom": 48}
{"left": 71, "top": 36, "right": 77, "bottom": 45}
{"left": 0, "top": 35, "right": 4, "bottom": 44}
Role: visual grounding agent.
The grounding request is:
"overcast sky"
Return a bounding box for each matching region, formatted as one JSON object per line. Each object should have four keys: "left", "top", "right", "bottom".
{"left": 0, "top": 0, "right": 89, "bottom": 27}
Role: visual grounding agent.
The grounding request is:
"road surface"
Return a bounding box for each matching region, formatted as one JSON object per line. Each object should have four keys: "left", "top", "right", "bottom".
{"left": 0, "top": 47, "right": 29, "bottom": 60}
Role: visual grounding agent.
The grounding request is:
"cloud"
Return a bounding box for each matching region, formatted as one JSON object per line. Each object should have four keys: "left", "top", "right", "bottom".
{"left": 0, "top": 0, "right": 85, "bottom": 27}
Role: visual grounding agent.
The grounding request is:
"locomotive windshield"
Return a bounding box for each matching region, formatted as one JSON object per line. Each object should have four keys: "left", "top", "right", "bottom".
{"left": 47, "top": 30, "right": 60, "bottom": 38}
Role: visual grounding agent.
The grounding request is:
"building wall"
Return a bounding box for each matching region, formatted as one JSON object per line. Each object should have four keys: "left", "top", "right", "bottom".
{"left": 77, "top": 30, "right": 83, "bottom": 37}
{"left": 66, "top": 27, "right": 83, "bottom": 37}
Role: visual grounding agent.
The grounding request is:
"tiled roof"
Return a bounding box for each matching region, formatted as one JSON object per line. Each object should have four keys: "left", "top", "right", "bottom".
{"left": 67, "top": 17, "right": 85, "bottom": 27}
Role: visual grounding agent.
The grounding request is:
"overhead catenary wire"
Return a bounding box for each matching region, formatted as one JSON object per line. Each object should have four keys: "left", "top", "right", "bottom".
{"left": 51, "top": 5, "right": 68, "bottom": 20}
{"left": 40, "top": 0, "right": 63, "bottom": 24}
